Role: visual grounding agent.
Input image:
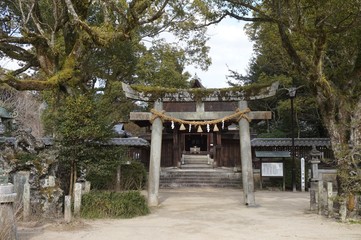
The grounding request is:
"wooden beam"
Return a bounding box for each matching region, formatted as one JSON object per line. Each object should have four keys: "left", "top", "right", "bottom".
{"left": 130, "top": 111, "right": 272, "bottom": 121}
{"left": 122, "top": 81, "right": 279, "bottom": 102}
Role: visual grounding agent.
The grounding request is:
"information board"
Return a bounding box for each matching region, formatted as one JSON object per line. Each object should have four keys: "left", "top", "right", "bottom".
{"left": 261, "top": 162, "right": 283, "bottom": 177}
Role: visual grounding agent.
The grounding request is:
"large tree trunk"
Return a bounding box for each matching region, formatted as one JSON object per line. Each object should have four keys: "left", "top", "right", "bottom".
{"left": 317, "top": 89, "right": 361, "bottom": 214}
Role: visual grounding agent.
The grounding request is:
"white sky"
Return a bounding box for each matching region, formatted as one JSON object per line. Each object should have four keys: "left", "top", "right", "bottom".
{"left": 187, "top": 18, "right": 254, "bottom": 88}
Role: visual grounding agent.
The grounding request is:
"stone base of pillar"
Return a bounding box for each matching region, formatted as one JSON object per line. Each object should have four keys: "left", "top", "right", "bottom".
{"left": 148, "top": 193, "right": 158, "bottom": 207}
{"left": 310, "top": 181, "right": 318, "bottom": 211}
{"left": 0, "top": 184, "right": 18, "bottom": 240}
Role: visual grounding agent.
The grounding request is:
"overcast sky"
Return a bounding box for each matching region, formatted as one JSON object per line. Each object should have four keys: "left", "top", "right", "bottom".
{"left": 187, "top": 17, "right": 254, "bottom": 89}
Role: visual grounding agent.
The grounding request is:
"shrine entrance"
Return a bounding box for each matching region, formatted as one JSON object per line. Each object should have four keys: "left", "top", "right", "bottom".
{"left": 122, "top": 80, "right": 279, "bottom": 207}
{"left": 183, "top": 133, "right": 209, "bottom": 153}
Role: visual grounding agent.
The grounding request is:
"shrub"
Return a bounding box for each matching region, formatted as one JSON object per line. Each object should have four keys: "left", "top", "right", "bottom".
{"left": 81, "top": 190, "right": 149, "bottom": 219}
{"left": 120, "top": 161, "right": 147, "bottom": 190}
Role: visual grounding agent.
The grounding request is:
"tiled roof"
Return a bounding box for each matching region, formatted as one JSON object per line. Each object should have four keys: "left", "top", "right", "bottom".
{"left": 255, "top": 151, "right": 291, "bottom": 158}
{"left": 109, "top": 137, "right": 149, "bottom": 147}
{"left": 251, "top": 138, "right": 331, "bottom": 147}
{"left": 0, "top": 137, "right": 149, "bottom": 147}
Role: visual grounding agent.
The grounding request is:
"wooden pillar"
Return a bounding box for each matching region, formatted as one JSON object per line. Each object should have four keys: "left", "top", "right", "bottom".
{"left": 215, "top": 132, "right": 222, "bottom": 167}
{"left": 173, "top": 128, "right": 179, "bottom": 167}
{"left": 148, "top": 100, "right": 163, "bottom": 206}
{"left": 238, "top": 101, "right": 255, "bottom": 206}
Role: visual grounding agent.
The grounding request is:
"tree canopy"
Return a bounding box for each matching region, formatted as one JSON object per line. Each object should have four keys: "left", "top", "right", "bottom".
{"left": 207, "top": 0, "right": 361, "bottom": 203}
{"left": 0, "top": 0, "right": 212, "bottom": 93}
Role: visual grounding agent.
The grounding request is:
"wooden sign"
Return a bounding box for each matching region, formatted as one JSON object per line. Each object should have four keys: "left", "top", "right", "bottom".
{"left": 261, "top": 162, "right": 284, "bottom": 177}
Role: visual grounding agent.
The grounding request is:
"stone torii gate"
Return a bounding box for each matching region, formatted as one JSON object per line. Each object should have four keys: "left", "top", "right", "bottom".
{"left": 122, "top": 82, "right": 279, "bottom": 207}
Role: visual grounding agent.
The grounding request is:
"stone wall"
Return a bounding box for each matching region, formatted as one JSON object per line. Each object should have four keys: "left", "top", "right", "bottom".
{"left": 318, "top": 169, "right": 337, "bottom": 187}
{"left": 0, "top": 130, "right": 63, "bottom": 219}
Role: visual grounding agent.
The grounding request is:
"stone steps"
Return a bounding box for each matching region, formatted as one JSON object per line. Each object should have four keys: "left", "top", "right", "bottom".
{"left": 160, "top": 169, "right": 242, "bottom": 188}
{"left": 181, "top": 164, "right": 212, "bottom": 169}
{"left": 181, "top": 154, "right": 212, "bottom": 169}
{"left": 182, "top": 154, "right": 209, "bottom": 164}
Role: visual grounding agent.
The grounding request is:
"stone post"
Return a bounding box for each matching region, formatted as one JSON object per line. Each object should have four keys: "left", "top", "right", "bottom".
{"left": 0, "top": 183, "right": 18, "bottom": 240}
{"left": 64, "top": 195, "right": 72, "bottom": 223}
{"left": 238, "top": 101, "right": 255, "bottom": 206}
{"left": 309, "top": 181, "right": 317, "bottom": 211}
{"left": 327, "top": 182, "right": 333, "bottom": 218}
{"left": 310, "top": 159, "right": 320, "bottom": 180}
{"left": 73, "top": 182, "right": 82, "bottom": 217}
{"left": 23, "top": 182, "right": 30, "bottom": 221}
{"left": 148, "top": 100, "right": 163, "bottom": 206}
{"left": 317, "top": 180, "right": 323, "bottom": 215}
{"left": 83, "top": 181, "right": 91, "bottom": 194}
{"left": 300, "top": 157, "right": 305, "bottom": 192}
{"left": 13, "top": 171, "right": 30, "bottom": 204}
{"left": 115, "top": 164, "right": 121, "bottom": 192}
{"left": 339, "top": 200, "right": 347, "bottom": 222}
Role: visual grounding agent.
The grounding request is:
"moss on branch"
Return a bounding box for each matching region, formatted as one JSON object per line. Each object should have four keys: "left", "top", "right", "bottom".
{"left": 131, "top": 81, "right": 277, "bottom": 101}
{"left": 0, "top": 54, "right": 78, "bottom": 91}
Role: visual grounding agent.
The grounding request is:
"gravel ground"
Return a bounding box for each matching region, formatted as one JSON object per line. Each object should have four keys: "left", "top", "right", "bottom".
{"left": 21, "top": 188, "right": 361, "bottom": 240}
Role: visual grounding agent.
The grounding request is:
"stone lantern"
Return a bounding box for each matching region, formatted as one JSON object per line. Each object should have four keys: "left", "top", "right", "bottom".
{"left": 309, "top": 146, "right": 323, "bottom": 213}
{"left": 309, "top": 145, "right": 322, "bottom": 181}
{"left": 0, "top": 166, "right": 18, "bottom": 240}
{"left": 0, "top": 107, "right": 14, "bottom": 136}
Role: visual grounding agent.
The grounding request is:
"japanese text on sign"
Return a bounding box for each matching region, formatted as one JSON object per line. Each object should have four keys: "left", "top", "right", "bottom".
{"left": 261, "top": 163, "right": 283, "bottom": 177}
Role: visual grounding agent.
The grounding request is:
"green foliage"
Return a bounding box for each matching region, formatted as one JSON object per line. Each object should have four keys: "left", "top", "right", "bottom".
{"left": 120, "top": 161, "right": 147, "bottom": 190}
{"left": 85, "top": 146, "right": 129, "bottom": 190}
{"left": 57, "top": 95, "right": 111, "bottom": 143}
{"left": 81, "top": 191, "right": 150, "bottom": 219}
{"left": 135, "top": 42, "right": 191, "bottom": 88}
{"left": 257, "top": 129, "right": 287, "bottom": 138}
{"left": 0, "top": 0, "right": 213, "bottom": 92}
{"left": 53, "top": 94, "right": 114, "bottom": 170}
{"left": 42, "top": 92, "right": 120, "bottom": 194}
{"left": 14, "top": 152, "right": 38, "bottom": 165}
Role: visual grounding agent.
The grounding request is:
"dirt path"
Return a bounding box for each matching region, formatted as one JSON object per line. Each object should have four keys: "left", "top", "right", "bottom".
{"left": 24, "top": 188, "right": 361, "bottom": 240}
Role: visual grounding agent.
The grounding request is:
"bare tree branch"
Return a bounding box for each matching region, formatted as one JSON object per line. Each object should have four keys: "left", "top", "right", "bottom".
{"left": 225, "top": 10, "right": 275, "bottom": 23}
{"left": 0, "top": 43, "right": 37, "bottom": 63}
{"left": 139, "top": 0, "right": 169, "bottom": 25}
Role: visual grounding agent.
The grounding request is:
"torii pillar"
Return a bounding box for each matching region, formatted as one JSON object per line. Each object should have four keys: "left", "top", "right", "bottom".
{"left": 148, "top": 100, "right": 163, "bottom": 206}
{"left": 238, "top": 101, "right": 255, "bottom": 206}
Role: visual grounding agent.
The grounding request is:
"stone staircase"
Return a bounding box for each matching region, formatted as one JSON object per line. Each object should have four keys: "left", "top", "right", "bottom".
{"left": 160, "top": 168, "right": 242, "bottom": 188}
{"left": 180, "top": 154, "right": 213, "bottom": 169}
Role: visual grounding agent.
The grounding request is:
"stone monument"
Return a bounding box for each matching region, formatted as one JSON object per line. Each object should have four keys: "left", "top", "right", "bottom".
{"left": 0, "top": 166, "right": 18, "bottom": 240}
